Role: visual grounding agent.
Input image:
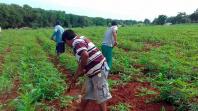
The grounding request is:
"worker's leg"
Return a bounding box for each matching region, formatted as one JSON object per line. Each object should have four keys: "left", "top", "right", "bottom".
{"left": 92, "top": 68, "right": 112, "bottom": 111}
{"left": 56, "top": 44, "right": 60, "bottom": 58}
{"left": 77, "top": 99, "right": 89, "bottom": 111}
{"left": 99, "top": 102, "right": 107, "bottom": 111}
{"left": 80, "top": 77, "right": 96, "bottom": 110}
{"left": 101, "top": 45, "right": 113, "bottom": 69}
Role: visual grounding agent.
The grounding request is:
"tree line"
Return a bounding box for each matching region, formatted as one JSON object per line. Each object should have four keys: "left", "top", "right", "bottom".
{"left": 151, "top": 10, "right": 198, "bottom": 25}
{"left": 0, "top": 3, "right": 139, "bottom": 29}
{"left": 0, "top": 3, "right": 198, "bottom": 29}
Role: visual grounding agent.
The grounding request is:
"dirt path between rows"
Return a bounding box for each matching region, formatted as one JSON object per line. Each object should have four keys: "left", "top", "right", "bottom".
{"left": 0, "top": 47, "right": 20, "bottom": 110}
{"left": 109, "top": 79, "right": 174, "bottom": 111}
{"left": 143, "top": 42, "right": 163, "bottom": 52}
{"left": 46, "top": 55, "right": 98, "bottom": 111}
{"left": 0, "top": 79, "right": 20, "bottom": 108}
{"left": 0, "top": 47, "right": 11, "bottom": 74}
{"left": 36, "top": 38, "right": 83, "bottom": 110}
{"left": 0, "top": 54, "right": 4, "bottom": 74}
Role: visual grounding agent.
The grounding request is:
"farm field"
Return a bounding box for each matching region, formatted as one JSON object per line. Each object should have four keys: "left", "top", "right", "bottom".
{"left": 0, "top": 24, "right": 198, "bottom": 111}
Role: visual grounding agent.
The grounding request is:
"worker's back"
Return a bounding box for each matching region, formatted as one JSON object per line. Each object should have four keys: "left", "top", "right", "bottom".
{"left": 54, "top": 25, "right": 64, "bottom": 43}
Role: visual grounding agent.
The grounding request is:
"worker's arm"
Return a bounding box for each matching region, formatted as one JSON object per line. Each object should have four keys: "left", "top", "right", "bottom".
{"left": 51, "top": 27, "right": 59, "bottom": 41}
{"left": 72, "top": 50, "right": 89, "bottom": 82}
{"left": 113, "top": 31, "right": 118, "bottom": 47}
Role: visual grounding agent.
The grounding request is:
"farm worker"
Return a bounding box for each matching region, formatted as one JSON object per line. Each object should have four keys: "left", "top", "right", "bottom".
{"left": 51, "top": 21, "right": 65, "bottom": 57}
{"left": 102, "top": 21, "right": 118, "bottom": 69}
{"left": 62, "top": 29, "right": 111, "bottom": 111}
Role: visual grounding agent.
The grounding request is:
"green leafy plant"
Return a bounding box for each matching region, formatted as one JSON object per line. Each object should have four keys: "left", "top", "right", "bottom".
{"left": 110, "top": 103, "right": 132, "bottom": 111}
{"left": 136, "top": 87, "right": 157, "bottom": 97}
{"left": 60, "top": 96, "right": 75, "bottom": 108}
{"left": 160, "top": 106, "right": 166, "bottom": 111}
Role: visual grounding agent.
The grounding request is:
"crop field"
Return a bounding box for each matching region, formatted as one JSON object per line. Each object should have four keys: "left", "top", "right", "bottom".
{"left": 0, "top": 24, "right": 198, "bottom": 111}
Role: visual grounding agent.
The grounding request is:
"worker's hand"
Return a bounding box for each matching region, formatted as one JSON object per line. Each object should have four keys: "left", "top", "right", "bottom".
{"left": 80, "top": 69, "right": 86, "bottom": 75}
{"left": 70, "top": 78, "right": 76, "bottom": 88}
{"left": 72, "top": 75, "right": 78, "bottom": 83}
{"left": 77, "top": 63, "right": 86, "bottom": 76}
{"left": 71, "top": 68, "right": 85, "bottom": 84}
{"left": 114, "top": 41, "right": 118, "bottom": 47}
{"left": 67, "top": 76, "right": 77, "bottom": 91}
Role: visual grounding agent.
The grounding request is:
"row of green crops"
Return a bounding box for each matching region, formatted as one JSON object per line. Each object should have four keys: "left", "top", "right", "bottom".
{"left": 0, "top": 29, "right": 67, "bottom": 111}
{"left": 126, "top": 25, "right": 198, "bottom": 110}
{"left": 35, "top": 29, "right": 78, "bottom": 73}
{"left": 0, "top": 30, "right": 16, "bottom": 93}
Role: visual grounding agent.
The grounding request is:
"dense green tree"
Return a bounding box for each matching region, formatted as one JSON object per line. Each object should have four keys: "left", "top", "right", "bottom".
{"left": 166, "top": 16, "right": 177, "bottom": 24}
{"left": 153, "top": 15, "right": 167, "bottom": 25}
{"left": 0, "top": 3, "right": 140, "bottom": 28}
{"left": 175, "top": 12, "right": 191, "bottom": 24}
{"left": 190, "top": 9, "right": 198, "bottom": 22}
{"left": 144, "top": 19, "right": 151, "bottom": 24}
{"left": 93, "top": 17, "right": 107, "bottom": 26}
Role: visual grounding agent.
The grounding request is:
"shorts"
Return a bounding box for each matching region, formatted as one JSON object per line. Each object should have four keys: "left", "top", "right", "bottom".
{"left": 84, "top": 67, "right": 112, "bottom": 104}
{"left": 56, "top": 42, "right": 65, "bottom": 53}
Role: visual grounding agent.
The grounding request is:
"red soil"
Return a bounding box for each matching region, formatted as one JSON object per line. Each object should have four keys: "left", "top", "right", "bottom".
{"left": 109, "top": 82, "right": 174, "bottom": 111}
{"left": 66, "top": 81, "right": 175, "bottom": 111}
{"left": 133, "top": 64, "right": 145, "bottom": 69}
{"left": 143, "top": 42, "right": 162, "bottom": 52}
{"left": 123, "top": 48, "right": 130, "bottom": 52}
{"left": 48, "top": 55, "right": 72, "bottom": 80}
{"left": 0, "top": 47, "right": 15, "bottom": 104}
{"left": 46, "top": 55, "right": 174, "bottom": 111}
{"left": 0, "top": 47, "right": 20, "bottom": 110}
{"left": 0, "top": 79, "right": 20, "bottom": 104}
{"left": 0, "top": 54, "right": 4, "bottom": 73}
{"left": 109, "top": 74, "right": 121, "bottom": 80}
{"left": 0, "top": 47, "right": 12, "bottom": 73}
{"left": 5, "top": 47, "right": 11, "bottom": 52}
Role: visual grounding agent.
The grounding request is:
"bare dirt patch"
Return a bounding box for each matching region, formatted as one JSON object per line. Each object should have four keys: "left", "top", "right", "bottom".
{"left": 109, "top": 74, "right": 121, "bottom": 80}
{"left": 0, "top": 54, "right": 4, "bottom": 74}
{"left": 0, "top": 47, "right": 12, "bottom": 73}
{"left": 0, "top": 79, "right": 20, "bottom": 104}
{"left": 123, "top": 48, "right": 130, "bottom": 52}
{"left": 109, "top": 82, "right": 174, "bottom": 111}
{"left": 143, "top": 42, "right": 163, "bottom": 52}
{"left": 5, "top": 47, "right": 11, "bottom": 53}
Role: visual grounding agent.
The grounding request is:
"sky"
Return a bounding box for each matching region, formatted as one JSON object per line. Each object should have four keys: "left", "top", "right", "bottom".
{"left": 1, "top": 0, "right": 198, "bottom": 21}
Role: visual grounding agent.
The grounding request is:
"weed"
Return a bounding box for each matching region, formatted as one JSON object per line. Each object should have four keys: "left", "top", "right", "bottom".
{"left": 110, "top": 103, "right": 132, "bottom": 111}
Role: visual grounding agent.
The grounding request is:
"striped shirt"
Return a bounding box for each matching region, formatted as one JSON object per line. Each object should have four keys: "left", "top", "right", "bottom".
{"left": 72, "top": 36, "right": 105, "bottom": 77}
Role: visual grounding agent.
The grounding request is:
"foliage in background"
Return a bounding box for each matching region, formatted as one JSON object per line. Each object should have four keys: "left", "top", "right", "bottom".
{"left": 0, "top": 3, "right": 138, "bottom": 29}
